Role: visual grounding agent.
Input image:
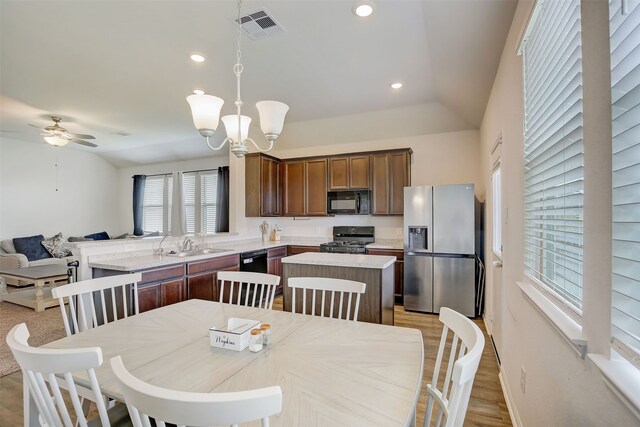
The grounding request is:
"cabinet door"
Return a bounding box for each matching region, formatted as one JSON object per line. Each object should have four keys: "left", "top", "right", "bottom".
{"left": 371, "top": 153, "right": 390, "bottom": 215}
{"left": 162, "top": 279, "right": 185, "bottom": 306}
{"left": 349, "top": 155, "right": 370, "bottom": 189}
{"left": 187, "top": 272, "right": 217, "bottom": 301}
{"left": 287, "top": 245, "right": 321, "bottom": 256}
{"left": 305, "top": 159, "right": 328, "bottom": 215}
{"left": 389, "top": 152, "right": 409, "bottom": 215}
{"left": 282, "top": 161, "right": 305, "bottom": 216}
{"left": 138, "top": 283, "right": 162, "bottom": 313}
{"left": 261, "top": 157, "right": 280, "bottom": 216}
{"left": 329, "top": 157, "right": 349, "bottom": 190}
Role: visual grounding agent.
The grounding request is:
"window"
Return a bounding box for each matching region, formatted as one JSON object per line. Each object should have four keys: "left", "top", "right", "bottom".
{"left": 521, "top": 0, "right": 585, "bottom": 311}
{"left": 610, "top": 0, "right": 640, "bottom": 364}
{"left": 141, "top": 170, "right": 218, "bottom": 235}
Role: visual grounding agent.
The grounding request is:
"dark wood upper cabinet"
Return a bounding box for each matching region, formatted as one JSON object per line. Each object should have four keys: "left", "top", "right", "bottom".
{"left": 305, "top": 159, "right": 328, "bottom": 216}
{"left": 329, "top": 155, "right": 370, "bottom": 190}
{"left": 371, "top": 150, "right": 410, "bottom": 215}
{"left": 245, "top": 154, "right": 280, "bottom": 217}
{"left": 282, "top": 161, "right": 306, "bottom": 216}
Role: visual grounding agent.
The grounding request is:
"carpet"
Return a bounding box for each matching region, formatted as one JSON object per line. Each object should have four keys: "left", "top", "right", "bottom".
{"left": 0, "top": 301, "right": 67, "bottom": 377}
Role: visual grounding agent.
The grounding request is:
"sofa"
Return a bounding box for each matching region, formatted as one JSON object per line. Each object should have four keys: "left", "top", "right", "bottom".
{"left": 0, "top": 236, "right": 76, "bottom": 286}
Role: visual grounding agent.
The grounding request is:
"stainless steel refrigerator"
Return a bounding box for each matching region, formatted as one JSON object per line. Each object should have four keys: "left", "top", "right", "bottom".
{"left": 403, "top": 184, "right": 480, "bottom": 317}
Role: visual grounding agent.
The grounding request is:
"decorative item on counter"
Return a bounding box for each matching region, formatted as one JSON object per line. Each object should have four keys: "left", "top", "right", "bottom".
{"left": 260, "top": 221, "right": 270, "bottom": 243}
{"left": 209, "top": 318, "right": 261, "bottom": 351}
{"left": 260, "top": 324, "right": 272, "bottom": 346}
{"left": 271, "top": 224, "right": 282, "bottom": 241}
{"left": 249, "top": 329, "right": 263, "bottom": 352}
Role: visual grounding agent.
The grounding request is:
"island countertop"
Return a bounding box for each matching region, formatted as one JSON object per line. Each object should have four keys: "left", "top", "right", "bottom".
{"left": 281, "top": 252, "right": 396, "bottom": 270}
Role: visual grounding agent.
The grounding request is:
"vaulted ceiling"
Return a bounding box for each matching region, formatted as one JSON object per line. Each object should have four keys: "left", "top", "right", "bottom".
{"left": 0, "top": 0, "right": 516, "bottom": 167}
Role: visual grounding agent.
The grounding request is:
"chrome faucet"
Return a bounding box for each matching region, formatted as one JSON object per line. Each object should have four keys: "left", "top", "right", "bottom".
{"left": 181, "top": 237, "right": 194, "bottom": 252}
{"left": 156, "top": 235, "right": 169, "bottom": 255}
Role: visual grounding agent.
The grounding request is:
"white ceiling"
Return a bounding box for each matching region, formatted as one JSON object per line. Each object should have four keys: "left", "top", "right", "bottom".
{"left": 0, "top": 0, "right": 516, "bottom": 167}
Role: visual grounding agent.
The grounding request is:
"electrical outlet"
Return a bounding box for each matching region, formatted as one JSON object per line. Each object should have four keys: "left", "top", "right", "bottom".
{"left": 520, "top": 366, "right": 526, "bottom": 394}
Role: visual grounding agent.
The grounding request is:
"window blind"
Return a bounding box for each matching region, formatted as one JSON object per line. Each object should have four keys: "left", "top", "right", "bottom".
{"left": 610, "top": 0, "right": 640, "bottom": 362}
{"left": 183, "top": 173, "right": 196, "bottom": 234}
{"left": 522, "top": 0, "right": 584, "bottom": 311}
{"left": 142, "top": 176, "right": 165, "bottom": 234}
{"left": 201, "top": 172, "right": 218, "bottom": 234}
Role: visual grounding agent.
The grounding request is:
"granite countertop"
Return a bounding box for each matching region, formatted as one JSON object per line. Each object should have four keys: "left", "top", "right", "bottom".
{"left": 88, "top": 238, "right": 328, "bottom": 272}
{"left": 281, "top": 252, "right": 396, "bottom": 269}
{"left": 365, "top": 239, "right": 403, "bottom": 250}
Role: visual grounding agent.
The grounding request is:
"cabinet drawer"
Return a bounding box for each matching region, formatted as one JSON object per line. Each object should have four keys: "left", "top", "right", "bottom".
{"left": 139, "top": 264, "right": 185, "bottom": 285}
{"left": 187, "top": 254, "right": 240, "bottom": 275}
{"left": 267, "top": 246, "right": 287, "bottom": 258}
{"left": 287, "top": 245, "right": 320, "bottom": 256}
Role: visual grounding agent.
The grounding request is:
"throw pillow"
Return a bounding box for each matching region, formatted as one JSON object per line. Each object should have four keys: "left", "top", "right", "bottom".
{"left": 12, "top": 235, "right": 52, "bottom": 262}
{"left": 113, "top": 233, "right": 132, "bottom": 240}
{"left": 68, "top": 236, "right": 94, "bottom": 242}
{"left": 41, "top": 233, "right": 72, "bottom": 258}
{"left": 84, "top": 231, "right": 110, "bottom": 241}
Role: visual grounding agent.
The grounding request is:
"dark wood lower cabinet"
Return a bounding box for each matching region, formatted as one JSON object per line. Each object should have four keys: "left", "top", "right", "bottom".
{"left": 187, "top": 273, "right": 217, "bottom": 301}
{"left": 267, "top": 246, "right": 287, "bottom": 294}
{"left": 366, "top": 248, "right": 404, "bottom": 304}
{"left": 137, "top": 283, "right": 162, "bottom": 313}
{"left": 287, "top": 245, "right": 320, "bottom": 256}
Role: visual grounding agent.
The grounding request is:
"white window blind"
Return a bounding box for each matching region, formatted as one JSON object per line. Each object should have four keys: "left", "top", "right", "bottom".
{"left": 141, "top": 170, "right": 219, "bottom": 236}
{"left": 522, "top": 0, "right": 584, "bottom": 311}
{"left": 183, "top": 173, "right": 196, "bottom": 234}
{"left": 142, "top": 176, "right": 165, "bottom": 234}
{"left": 201, "top": 172, "right": 218, "bottom": 234}
{"left": 610, "top": 0, "right": 640, "bottom": 363}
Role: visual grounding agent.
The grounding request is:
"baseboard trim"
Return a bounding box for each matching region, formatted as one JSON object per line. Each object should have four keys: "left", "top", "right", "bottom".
{"left": 499, "top": 367, "right": 522, "bottom": 427}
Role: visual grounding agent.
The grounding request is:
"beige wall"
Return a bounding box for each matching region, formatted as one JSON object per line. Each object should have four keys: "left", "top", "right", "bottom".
{"left": 0, "top": 137, "right": 119, "bottom": 240}
{"left": 479, "top": 1, "right": 636, "bottom": 425}
{"left": 229, "top": 129, "right": 481, "bottom": 240}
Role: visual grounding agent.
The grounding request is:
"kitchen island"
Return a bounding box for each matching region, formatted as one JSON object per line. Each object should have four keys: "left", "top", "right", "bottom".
{"left": 282, "top": 252, "right": 396, "bottom": 325}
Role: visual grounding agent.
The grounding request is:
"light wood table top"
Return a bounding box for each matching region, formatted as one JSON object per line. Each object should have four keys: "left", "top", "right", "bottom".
{"left": 43, "top": 299, "right": 424, "bottom": 426}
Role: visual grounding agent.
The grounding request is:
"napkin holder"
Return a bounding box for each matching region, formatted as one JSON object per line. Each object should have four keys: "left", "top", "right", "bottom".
{"left": 209, "top": 318, "right": 261, "bottom": 351}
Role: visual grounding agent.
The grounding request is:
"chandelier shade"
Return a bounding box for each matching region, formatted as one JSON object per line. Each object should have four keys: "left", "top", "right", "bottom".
{"left": 186, "top": 94, "right": 224, "bottom": 137}
{"left": 222, "top": 114, "right": 251, "bottom": 144}
{"left": 256, "top": 101, "right": 289, "bottom": 139}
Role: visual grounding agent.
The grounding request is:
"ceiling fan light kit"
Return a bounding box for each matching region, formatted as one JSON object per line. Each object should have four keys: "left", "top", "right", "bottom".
{"left": 186, "top": 0, "right": 289, "bottom": 158}
{"left": 37, "top": 116, "right": 98, "bottom": 148}
{"left": 44, "top": 135, "right": 69, "bottom": 147}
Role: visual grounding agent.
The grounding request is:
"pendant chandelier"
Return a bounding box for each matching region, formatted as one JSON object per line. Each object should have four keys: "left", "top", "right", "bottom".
{"left": 186, "top": 0, "right": 289, "bottom": 158}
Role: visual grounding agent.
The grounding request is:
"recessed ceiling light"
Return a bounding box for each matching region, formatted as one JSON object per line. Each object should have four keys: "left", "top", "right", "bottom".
{"left": 352, "top": 0, "right": 375, "bottom": 17}
{"left": 193, "top": 89, "right": 205, "bottom": 95}
{"left": 190, "top": 53, "right": 205, "bottom": 63}
{"left": 390, "top": 82, "right": 403, "bottom": 89}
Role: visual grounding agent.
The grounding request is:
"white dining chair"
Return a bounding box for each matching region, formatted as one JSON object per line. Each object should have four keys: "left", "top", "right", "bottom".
{"left": 423, "top": 307, "right": 485, "bottom": 427}
{"left": 110, "top": 356, "right": 282, "bottom": 427}
{"left": 288, "top": 277, "right": 366, "bottom": 321}
{"left": 6, "top": 323, "right": 130, "bottom": 427}
{"left": 52, "top": 273, "right": 142, "bottom": 337}
{"left": 217, "top": 271, "right": 280, "bottom": 310}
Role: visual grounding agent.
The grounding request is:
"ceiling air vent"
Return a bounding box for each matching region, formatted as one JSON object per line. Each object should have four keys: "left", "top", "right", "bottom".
{"left": 235, "top": 9, "right": 285, "bottom": 40}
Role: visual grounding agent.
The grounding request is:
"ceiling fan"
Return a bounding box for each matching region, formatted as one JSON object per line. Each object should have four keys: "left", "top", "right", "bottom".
{"left": 28, "top": 116, "right": 98, "bottom": 148}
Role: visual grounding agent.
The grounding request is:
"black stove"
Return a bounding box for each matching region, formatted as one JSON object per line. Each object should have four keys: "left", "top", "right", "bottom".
{"left": 320, "top": 226, "right": 374, "bottom": 254}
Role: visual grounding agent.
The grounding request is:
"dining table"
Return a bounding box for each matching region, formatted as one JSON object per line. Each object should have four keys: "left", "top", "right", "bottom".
{"left": 32, "top": 299, "right": 424, "bottom": 426}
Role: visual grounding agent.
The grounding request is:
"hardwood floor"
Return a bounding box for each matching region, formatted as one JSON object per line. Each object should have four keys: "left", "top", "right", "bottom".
{"left": 0, "top": 298, "right": 511, "bottom": 427}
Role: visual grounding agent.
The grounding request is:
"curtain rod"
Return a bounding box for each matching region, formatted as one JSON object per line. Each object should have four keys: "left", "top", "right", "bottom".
{"left": 132, "top": 167, "right": 221, "bottom": 178}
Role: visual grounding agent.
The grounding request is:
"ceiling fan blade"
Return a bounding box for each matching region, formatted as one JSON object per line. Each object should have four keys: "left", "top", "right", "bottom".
{"left": 67, "top": 133, "right": 95, "bottom": 140}
{"left": 71, "top": 139, "right": 97, "bottom": 148}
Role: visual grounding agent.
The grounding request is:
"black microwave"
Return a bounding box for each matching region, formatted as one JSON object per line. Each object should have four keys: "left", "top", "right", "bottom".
{"left": 327, "top": 190, "right": 370, "bottom": 215}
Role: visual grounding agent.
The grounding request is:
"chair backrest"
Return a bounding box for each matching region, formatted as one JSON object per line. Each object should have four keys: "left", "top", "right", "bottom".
{"left": 288, "top": 277, "right": 366, "bottom": 321}
{"left": 217, "top": 271, "right": 280, "bottom": 310}
{"left": 110, "top": 356, "right": 282, "bottom": 427}
{"left": 52, "top": 273, "right": 142, "bottom": 336}
{"left": 6, "top": 323, "right": 110, "bottom": 427}
{"left": 423, "top": 307, "right": 485, "bottom": 427}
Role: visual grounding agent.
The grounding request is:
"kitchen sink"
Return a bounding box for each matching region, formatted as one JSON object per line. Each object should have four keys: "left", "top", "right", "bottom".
{"left": 165, "top": 248, "right": 233, "bottom": 257}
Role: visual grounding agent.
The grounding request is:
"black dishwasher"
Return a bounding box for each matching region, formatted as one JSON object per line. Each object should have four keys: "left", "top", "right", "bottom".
{"left": 240, "top": 249, "right": 268, "bottom": 273}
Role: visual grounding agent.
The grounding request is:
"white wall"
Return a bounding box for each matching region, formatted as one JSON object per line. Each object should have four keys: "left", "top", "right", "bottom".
{"left": 0, "top": 137, "right": 119, "bottom": 240}
{"left": 231, "top": 129, "right": 481, "bottom": 240}
{"left": 116, "top": 155, "right": 229, "bottom": 235}
{"left": 479, "top": 1, "right": 637, "bottom": 425}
